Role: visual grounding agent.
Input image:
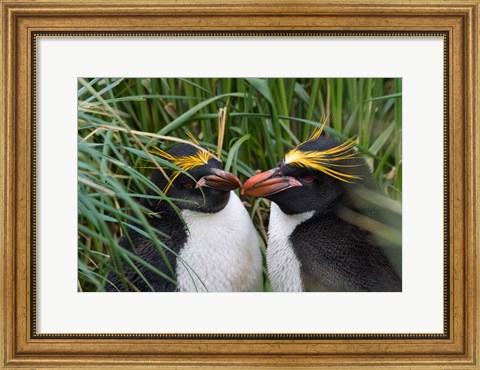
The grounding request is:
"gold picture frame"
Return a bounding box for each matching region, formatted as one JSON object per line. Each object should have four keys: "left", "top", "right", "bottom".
{"left": 1, "top": 0, "right": 478, "bottom": 368}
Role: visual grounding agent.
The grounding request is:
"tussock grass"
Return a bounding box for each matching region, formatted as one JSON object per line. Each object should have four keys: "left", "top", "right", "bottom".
{"left": 78, "top": 77, "right": 402, "bottom": 292}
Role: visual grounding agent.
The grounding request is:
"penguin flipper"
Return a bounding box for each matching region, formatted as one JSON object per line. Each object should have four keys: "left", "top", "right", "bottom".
{"left": 104, "top": 234, "right": 178, "bottom": 292}
{"left": 292, "top": 216, "right": 402, "bottom": 292}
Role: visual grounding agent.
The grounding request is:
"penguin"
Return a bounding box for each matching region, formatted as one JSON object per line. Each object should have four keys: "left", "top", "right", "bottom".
{"left": 105, "top": 143, "right": 263, "bottom": 292}
{"left": 242, "top": 124, "right": 401, "bottom": 292}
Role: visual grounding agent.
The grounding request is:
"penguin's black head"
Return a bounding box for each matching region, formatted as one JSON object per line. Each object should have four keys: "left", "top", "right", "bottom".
{"left": 242, "top": 135, "right": 373, "bottom": 215}
{"left": 150, "top": 144, "right": 242, "bottom": 213}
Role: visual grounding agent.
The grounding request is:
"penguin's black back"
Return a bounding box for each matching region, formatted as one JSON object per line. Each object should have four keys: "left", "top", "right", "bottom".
{"left": 291, "top": 204, "right": 401, "bottom": 292}
{"left": 105, "top": 177, "right": 187, "bottom": 292}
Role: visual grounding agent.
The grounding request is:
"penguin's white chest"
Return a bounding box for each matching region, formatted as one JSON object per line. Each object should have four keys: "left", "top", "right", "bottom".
{"left": 176, "top": 192, "right": 263, "bottom": 292}
{"left": 266, "top": 203, "right": 314, "bottom": 292}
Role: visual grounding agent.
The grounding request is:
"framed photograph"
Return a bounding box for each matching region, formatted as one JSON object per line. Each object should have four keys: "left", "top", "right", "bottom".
{"left": 1, "top": 1, "right": 478, "bottom": 369}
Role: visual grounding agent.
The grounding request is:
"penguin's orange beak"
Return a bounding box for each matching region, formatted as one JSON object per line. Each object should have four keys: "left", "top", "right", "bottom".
{"left": 241, "top": 168, "right": 302, "bottom": 197}
{"left": 196, "top": 168, "right": 242, "bottom": 191}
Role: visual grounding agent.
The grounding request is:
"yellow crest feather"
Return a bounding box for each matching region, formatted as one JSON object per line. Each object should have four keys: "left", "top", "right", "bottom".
{"left": 151, "top": 146, "right": 213, "bottom": 172}
{"left": 184, "top": 130, "right": 200, "bottom": 146}
{"left": 285, "top": 122, "right": 361, "bottom": 183}
{"left": 149, "top": 145, "right": 214, "bottom": 193}
{"left": 307, "top": 115, "right": 328, "bottom": 142}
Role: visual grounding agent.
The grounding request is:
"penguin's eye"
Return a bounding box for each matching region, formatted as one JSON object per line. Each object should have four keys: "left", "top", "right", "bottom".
{"left": 301, "top": 174, "right": 314, "bottom": 183}
{"left": 182, "top": 179, "right": 195, "bottom": 189}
